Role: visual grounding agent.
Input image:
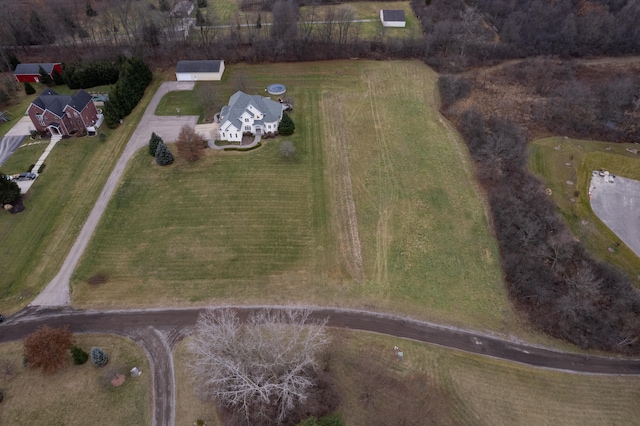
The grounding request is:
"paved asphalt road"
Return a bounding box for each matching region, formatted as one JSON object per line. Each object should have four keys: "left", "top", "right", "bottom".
{"left": 2, "top": 306, "right": 640, "bottom": 426}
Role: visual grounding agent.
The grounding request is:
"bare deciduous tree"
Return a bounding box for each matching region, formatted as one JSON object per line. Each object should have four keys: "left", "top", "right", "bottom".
{"left": 188, "top": 308, "right": 330, "bottom": 425}
{"left": 176, "top": 125, "right": 206, "bottom": 162}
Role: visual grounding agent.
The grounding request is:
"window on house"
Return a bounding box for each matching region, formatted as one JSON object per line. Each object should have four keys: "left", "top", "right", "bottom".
{"left": 245, "top": 118, "right": 249, "bottom": 122}
{"left": 74, "top": 112, "right": 79, "bottom": 118}
{"left": 245, "top": 126, "right": 251, "bottom": 131}
{"left": 36, "top": 114, "right": 44, "bottom": 126}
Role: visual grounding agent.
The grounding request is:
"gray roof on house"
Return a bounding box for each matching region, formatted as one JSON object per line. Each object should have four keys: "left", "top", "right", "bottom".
{"left": 32, "top": 88, "right": 93, "bottom": 117}
{"left": 176, "top": 60, "right": 223, "bottom": 74}
{"left": 14, "top": 63, "right": 60, "bottom": 75}
{"left": 382, "top": 10, "right": 406, "bottom": 22}
{"left": 170, "top": 0, "right": 194, "bottom": 17}
{"left": 220, "top": 91, "right": 283, "bottom": 130}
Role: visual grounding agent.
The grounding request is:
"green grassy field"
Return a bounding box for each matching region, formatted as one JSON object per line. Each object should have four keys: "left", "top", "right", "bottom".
{"left": 173, "top": 329, "right": 640, "bottom": 425}
{"left": 72, "top": 60, "right": 514, "bottom": 335}
{"left": 155, "top": 89, "right": 204, "bottom": 119}
{"left": 529, "top": 137, "right": 640, "bottom": 281}
{"left": 0, "top": 335, "right": 151, "bottom": 425}
{"left": 0, "top": 78, "right": 163, "bottom": 314}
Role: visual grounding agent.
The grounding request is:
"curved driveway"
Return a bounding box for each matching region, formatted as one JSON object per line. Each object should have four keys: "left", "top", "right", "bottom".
{"left": 31, "top": 82, "right": 198, "bottom": 306}
{"left": 2, "top": 306, "right": 640, "bottom": 426}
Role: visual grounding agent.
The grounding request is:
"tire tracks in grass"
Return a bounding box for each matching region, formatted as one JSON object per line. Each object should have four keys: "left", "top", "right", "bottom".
{"left": 365, "top": 73, "right": 399, "bottom": 288}
{"left": 321, "top": 94, "right": 364, "bottom": 283}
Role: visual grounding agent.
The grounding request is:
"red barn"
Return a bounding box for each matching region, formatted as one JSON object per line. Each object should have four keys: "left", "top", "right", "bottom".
{"left": 14, "top": 63, "right": 62, "bottom": 83}
{"left": 27, "top": 88, "right": 101, "bottom": 137}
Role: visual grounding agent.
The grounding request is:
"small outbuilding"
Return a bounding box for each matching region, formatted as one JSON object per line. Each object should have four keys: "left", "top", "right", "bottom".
{"left": 14, "top": 63, "right": 62, "bottom": 83}
{"left": 380, "top": 10, "right": 406, "bottom": 28}
{"left": 175, "top": 60, "right": 225, "bottom": 81}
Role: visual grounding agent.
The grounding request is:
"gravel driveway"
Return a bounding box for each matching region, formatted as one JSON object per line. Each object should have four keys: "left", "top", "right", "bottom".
{"left": 31, "top": 82, "right": 197, "bottom": 307}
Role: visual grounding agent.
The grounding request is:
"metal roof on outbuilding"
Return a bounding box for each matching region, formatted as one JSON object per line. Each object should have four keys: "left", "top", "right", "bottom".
{"left": 14, "top": 63, "right": 60, "bottom": 75}
{"left": 381, "top": 10, "right": 406, "bottom": 22}
{"left": 176, "top": 60, "right": 223, "bottom": 73}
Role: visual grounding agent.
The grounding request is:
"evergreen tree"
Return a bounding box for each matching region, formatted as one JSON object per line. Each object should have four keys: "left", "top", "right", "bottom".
{"left": 90, "top": 347, "right": 109, "bottom": 367}
{"left": 155, "top": 142, "right": 174, "bottom": 165}
{"left": 85, "top": 1, "right": 98, "bottom": 17}
{"left": 197, "top": 0, "right": 208, "bottom": 7}
{"left": 159, "top": 0, "right": 171, "bottom": 12}
{"left": 24, "top": 82, "right": 35, "bottom": 95}
{"left": 256, "top": 14, "right": 262, "bottom": 29}
{"left": 38, "top": 66, "right": 53, "bottom": 85}
{"left": 2, "top": 52, "right": 20, "bottom": 71}
{"left": 278, "top": 112, "right": 295, "bottom": 136}
{"left": 196, "top": 8, "right": 205, "bottom": 25}
{"left": 52, "top": 69, "right": 64, "bottom": 85}
{"left": 149, "top": 132, "right": 163, "bottom": 156}
{"left": 0, "top": 172, "right": 21, "bottom": 204}
{"left": 70, "top": 346, "right": 89, "bottom": 365}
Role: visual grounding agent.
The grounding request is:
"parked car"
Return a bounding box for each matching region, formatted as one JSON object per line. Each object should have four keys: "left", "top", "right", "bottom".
{"left": 17, "top": 172, "right": 37, "bottom": 181}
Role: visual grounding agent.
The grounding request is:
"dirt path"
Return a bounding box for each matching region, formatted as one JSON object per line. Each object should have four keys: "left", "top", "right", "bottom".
{"left": 31, "top": 82, "right": 196, "bottom": 307}
{"left": 3, "top": 306, "right": 640, "bottom": 425}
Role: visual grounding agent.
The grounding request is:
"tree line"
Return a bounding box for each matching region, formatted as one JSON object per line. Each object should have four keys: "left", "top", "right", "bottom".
{"left": 447, "top": 91, "right": 640, "bottom": 354}
{"left": 412, "top": 0, "right": 640, "bottom": 71}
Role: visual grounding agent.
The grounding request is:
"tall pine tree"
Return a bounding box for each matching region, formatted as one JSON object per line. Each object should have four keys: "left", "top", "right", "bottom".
{"left": 149, "top": 132, "right": 163, "bottom": 156}
{"left": 155, "top": 142, "right": 174, "bottom": 165}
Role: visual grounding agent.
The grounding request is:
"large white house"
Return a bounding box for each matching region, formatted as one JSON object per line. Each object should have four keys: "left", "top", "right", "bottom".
{"left": 218, "top": 91, "right": 283, "bottom": 142}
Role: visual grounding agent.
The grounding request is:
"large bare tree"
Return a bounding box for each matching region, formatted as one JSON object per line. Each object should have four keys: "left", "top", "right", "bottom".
{"left": 176, "top": 125, "right": 206, "bottom": 162}
{"left": 188, "top": 308, "right": 330, "bottom": 425}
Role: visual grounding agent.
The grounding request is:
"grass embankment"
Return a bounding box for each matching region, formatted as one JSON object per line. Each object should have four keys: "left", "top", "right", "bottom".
{"left": 0, "top": 335, "right": 151, "bottom": 425}
{"left": 73, "top": 60, "right": 512, "bottom": 334}
{"left": 529, "top": 137, "right": 640, "bottom": 280}
{"left": 173, "top": 330, "right": 640, "bottom": 425}
{"left": 0, "top": 78, "right": 163, "bottom": 314}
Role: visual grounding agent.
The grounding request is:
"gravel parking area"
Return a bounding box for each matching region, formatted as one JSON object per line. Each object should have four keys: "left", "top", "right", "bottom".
{"left": 590, "top": 173, "right": 640, "bottom": 258}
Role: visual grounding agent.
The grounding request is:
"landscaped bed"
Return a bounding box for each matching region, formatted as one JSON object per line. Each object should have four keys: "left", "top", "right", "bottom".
{"left": 0, "top": 335, "right": 151, "bottom": 425}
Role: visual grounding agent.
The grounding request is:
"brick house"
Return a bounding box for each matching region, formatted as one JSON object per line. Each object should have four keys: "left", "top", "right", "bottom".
{"left": 14, "top": 63, "right": 62, "bottom": 83}
{"left": 27, "top": 88, "right": 101, "bottom": 137}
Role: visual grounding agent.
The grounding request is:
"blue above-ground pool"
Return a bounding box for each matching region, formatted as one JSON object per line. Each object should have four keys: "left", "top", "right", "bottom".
{"left": 267, "top": 84, "right": 286, "bottom": 95}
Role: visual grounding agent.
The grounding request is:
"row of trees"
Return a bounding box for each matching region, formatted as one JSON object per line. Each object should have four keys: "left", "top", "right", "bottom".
{"left": 63, "top": 60, "right": 120, "bottom": 89}
{"left": 103, "top": 57, "right": 152, "bottom": 127}
{"left": 411, "top": 0, "right": 640, "bottom": 71}
{"left": 450, "top": 100, "right": 640, "bottom": 354}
